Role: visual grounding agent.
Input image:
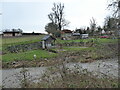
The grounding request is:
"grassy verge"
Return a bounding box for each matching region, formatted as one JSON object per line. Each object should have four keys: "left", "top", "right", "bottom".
{"left": 2, "top": 49, "right": 58, "bottom": 62}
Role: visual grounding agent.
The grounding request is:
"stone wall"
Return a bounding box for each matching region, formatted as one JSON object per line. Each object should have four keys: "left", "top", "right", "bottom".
{"left": 6, "top": 41, "right": 93, "bottom": 53}
{"left": 7, "top": 42, "right": 42, "bottom": 53}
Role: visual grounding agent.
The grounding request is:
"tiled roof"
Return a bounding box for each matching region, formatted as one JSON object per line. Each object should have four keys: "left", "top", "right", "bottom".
{"left": 42, "top": 35, "right": 50, "bottom": 40}
{"left": 62, "top": 29, "right": 72, "bottom": 33}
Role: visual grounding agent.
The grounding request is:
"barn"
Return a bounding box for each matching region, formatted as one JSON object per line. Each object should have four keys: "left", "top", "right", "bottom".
{"left": 3, "top": 31, "right": 22, "bottom": 37}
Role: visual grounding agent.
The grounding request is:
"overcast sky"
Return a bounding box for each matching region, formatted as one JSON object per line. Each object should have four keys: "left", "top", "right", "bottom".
{"left": 0, "top": 0, "right": 110, "bottom": 33}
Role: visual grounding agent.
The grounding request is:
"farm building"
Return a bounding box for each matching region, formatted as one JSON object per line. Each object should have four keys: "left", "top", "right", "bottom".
{"left": 61, "top": 29, "right": 73, "bottom": 40}
{"left": 72, "top": 32, "right": 81, "bottom": 39}
{"left": 42, "top": 35, "right": 56, "bottom": 49}
{"left": 3, "top": 31, "right": 22, "bottom": 37}
{"left": 22, "top": 32, "right": 44, "bottom": 35}
{"left": 81, "top": 34, "right": 89, "bottom": 39}
{"left": 72, "top": 33, "right": 89, "bottom": 39}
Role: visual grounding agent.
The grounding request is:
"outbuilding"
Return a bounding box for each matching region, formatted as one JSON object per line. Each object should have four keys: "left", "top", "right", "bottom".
{"left": 61, "top": 29, "right": 73, "bottom": 40}
{"left": 81, "top": 34, "right": 89, "bottom": 39}
{"left": 41, "top": 35, "right": 56, "bottom": 49}
{"left": 72, "top": 33, "right": 81, "bottom": 40}
{"left": 3, "top": 31, "right": 22, "bottom": 37}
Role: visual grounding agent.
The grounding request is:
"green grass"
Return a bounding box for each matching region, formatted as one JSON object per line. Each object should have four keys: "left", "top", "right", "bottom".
{"left": 2, "top": 35, "right": 45, "bottom": 52}
{"left": 2, "top": 35, "right": 44, "bottom": 46}
{"left": 56, "top": 38, "right": 90, "bottom": 44}
{"left": 0, "top": 37, "right": 2, "bottom": 51}
{"left": 97, "top": 38, "right": 118, "bottom": 43}
{"left": 2, "top": 36, "right": 118, "bottom": 62}
{"left": 2, "top": 49, "right": 58, "bottom": 62}
{"left": 56, "top": 38, "right": 118, "bottom": 44}
{"left": 0, "top": 48, "right": 1, "bottom": 51}
{"left": 63, "top": 47, "right": 93, "bottom": 51}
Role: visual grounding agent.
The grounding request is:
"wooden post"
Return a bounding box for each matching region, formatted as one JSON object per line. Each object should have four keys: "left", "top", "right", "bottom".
{"left": 42, "top": 41, "right": 45, "bottom": 49}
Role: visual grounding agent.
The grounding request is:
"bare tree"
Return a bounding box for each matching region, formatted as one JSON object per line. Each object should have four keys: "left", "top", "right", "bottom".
{"left": 48, "top": 3, "right": 70, "bottom": 30}
{"left": 108, "top": 0, "right": 120, "bottom": 17}
{"left": 104, "top": 16, "right": 118, "bottom": 31}
{"left": 89, "top": 17, "right": 97, "bottom": 36}
{"left": 108, "top": 0, "right": 120, "bottom": 37}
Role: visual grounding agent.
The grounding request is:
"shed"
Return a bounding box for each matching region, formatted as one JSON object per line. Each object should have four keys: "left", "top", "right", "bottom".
{"left": 42, "top": 35, "right": 56, "bottom": 49}
{"left": 72, "top": 33, "right": 81, "bottom": 36}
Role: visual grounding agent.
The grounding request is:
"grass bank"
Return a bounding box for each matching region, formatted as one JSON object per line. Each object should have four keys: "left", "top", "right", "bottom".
{"left": 2, "top": 38, "right": 118, "bottom": 68}
{"left": 2, "top": 35, "right": 44, "bottom": 45}
{"left": 2, "top": 49, "right": 57, "bottom": 62}
{"left": 2, "top": 35, "right": 45, "bottom": 52}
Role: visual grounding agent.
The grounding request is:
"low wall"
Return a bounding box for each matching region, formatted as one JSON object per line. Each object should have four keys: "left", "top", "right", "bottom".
{"left": 6, "top": 41, "right": 93, "bottom": 53}
{"left": 7, "top": 42, "right": 42, "bottom": 53}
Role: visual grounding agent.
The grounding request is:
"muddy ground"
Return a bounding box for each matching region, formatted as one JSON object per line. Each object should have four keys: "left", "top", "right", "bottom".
{"left": 2, "top": 57, "right": 118, "bottom": 88}
{"left": 2, "top": 42, "right": 118, "bottom": 69}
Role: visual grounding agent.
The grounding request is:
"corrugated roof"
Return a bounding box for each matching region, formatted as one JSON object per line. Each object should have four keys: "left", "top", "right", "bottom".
{"left": 42, "top": 35, "right": 56, "bottom": 40}
{"left": 73, "top": 33, "right": 80, "bottom": 36}
{"left": 42, "top": 35, "right": 50, "bottom": 40}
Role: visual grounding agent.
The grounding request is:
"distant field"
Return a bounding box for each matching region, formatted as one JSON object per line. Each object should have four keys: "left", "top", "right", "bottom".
{"left": 2, "top": 35, "right": 45, "bottom": 45}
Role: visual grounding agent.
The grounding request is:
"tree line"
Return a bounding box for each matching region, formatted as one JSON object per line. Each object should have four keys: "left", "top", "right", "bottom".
{"left": 45, "top": 0, "right": 120, "bottom": 37}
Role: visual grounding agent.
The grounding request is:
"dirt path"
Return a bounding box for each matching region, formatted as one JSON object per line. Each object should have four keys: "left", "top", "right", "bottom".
{"left": 1, "top": 57, "right": 118, "bottom": 88}
{"left": 2, "top": 67, "right": 46, "bottom": 88}
{"left": 65, "top": 57, "right": 118, "bottom": 78}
